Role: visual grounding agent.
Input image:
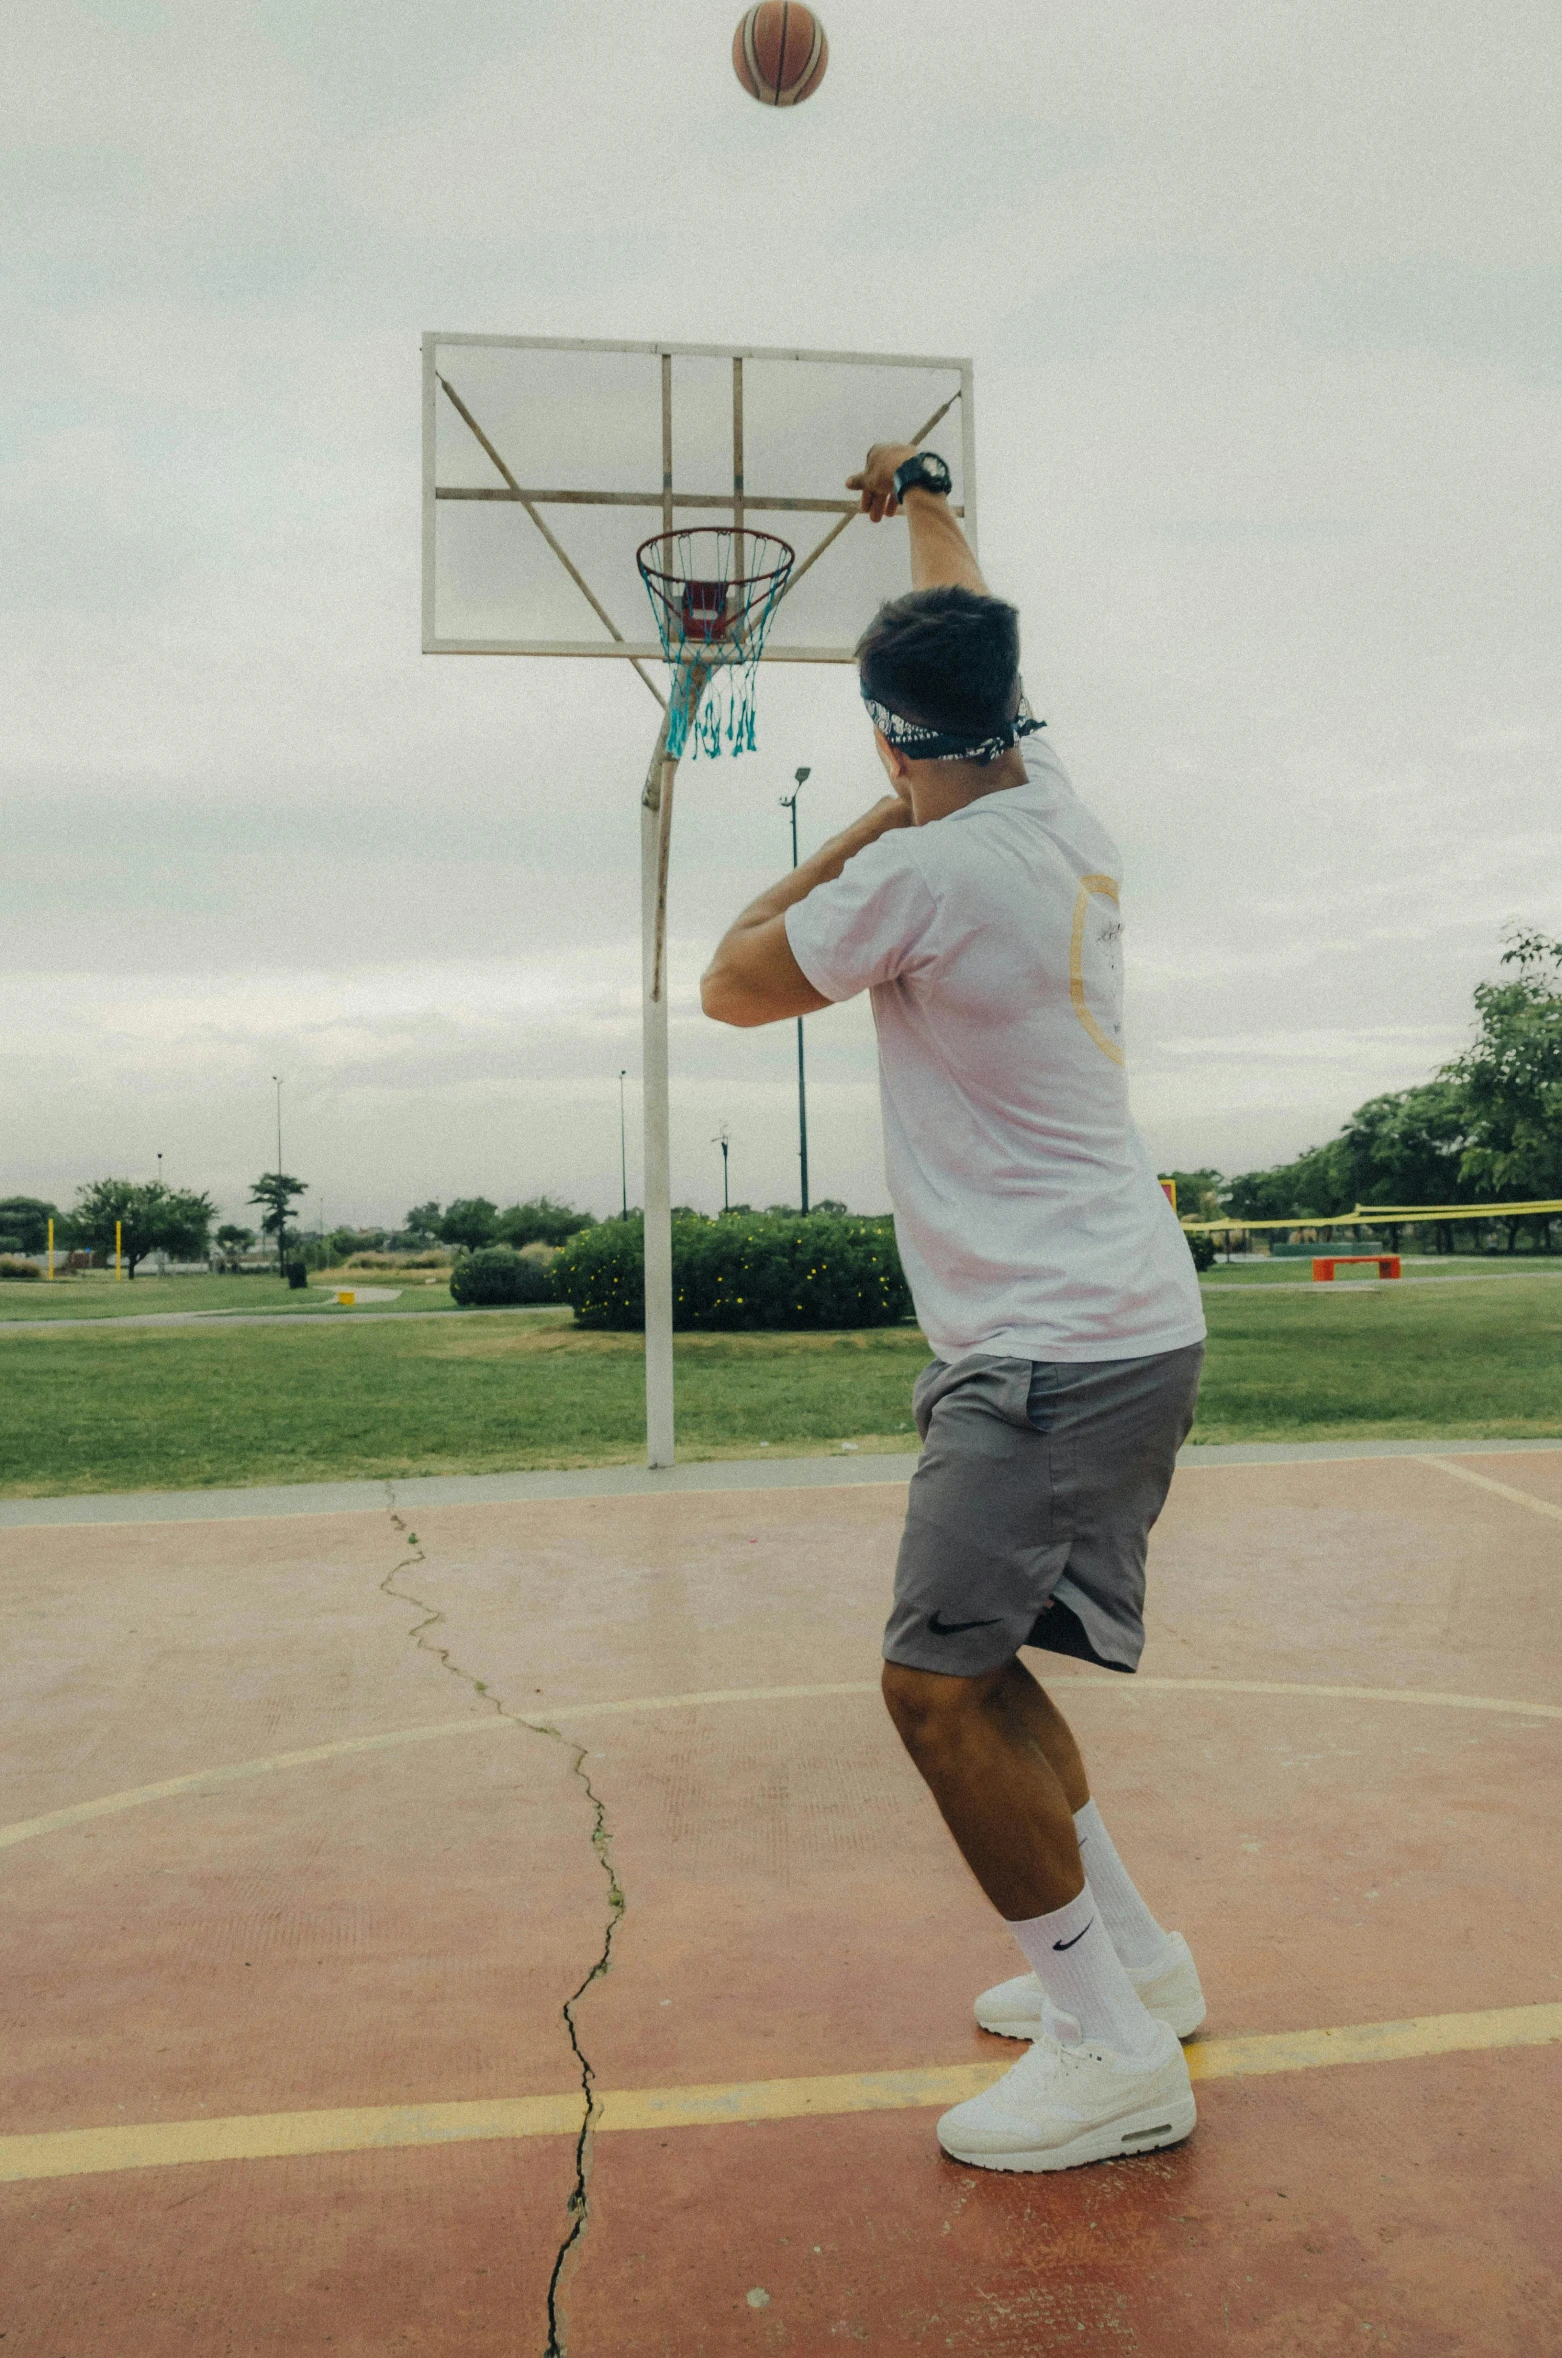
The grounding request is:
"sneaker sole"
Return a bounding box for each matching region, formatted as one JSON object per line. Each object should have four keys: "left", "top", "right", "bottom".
{"left": 938, "top": 2089, "right": 1197, "bottom": 2174}
{"left": 975, "top": 1992, "right": 1207, "bottom": 2043}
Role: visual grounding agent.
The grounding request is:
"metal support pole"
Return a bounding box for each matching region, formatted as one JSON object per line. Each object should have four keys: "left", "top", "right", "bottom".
{"left": 781, "top": 767, "right": 811, "bottom": 1213}
{"left": 637, "top": 351, "right": 681, "bottom": 1471}
{"left": 641, "top": 724, "right": 677, "bottom": 1469}
{"left": 618, "top": 1069, "right": 628, "bottom": 1218}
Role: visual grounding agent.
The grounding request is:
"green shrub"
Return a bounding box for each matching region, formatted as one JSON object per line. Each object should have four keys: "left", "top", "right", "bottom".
{"left": 0, "top": 1257, "right": 42, "bottom": 1282}
{"left": 448, "top": 1245, "right": 556, "bottom": 1307}
{"left": 554, "top": 1211, "right": 914, "bottom": 1332}
{"left": 1185, "top": 1230, "right": 1217, "bottom": 1273}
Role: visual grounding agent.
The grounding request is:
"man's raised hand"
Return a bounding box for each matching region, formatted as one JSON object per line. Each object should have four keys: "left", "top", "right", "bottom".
{"left": 847, "top": 442, "right": 918, "bottom": 523}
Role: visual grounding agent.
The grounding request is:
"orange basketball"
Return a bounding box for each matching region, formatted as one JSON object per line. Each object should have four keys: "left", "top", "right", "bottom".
{"left": 732, "top": 3, "right": 829, "bottom": 107}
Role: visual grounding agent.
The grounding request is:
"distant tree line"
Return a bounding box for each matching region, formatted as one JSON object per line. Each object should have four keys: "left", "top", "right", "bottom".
{"left": 0, "top": 1180, "right": 217, "bottom": 1277}
{"left": 1171, "top": 931, "right": 1562, "bottom": 1252}
{"left": 0, "top": 1181, "right": 604, "bottom": 1279}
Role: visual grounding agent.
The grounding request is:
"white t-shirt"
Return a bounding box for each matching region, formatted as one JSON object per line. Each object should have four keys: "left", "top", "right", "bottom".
{"left": 784, "top": 737, "right": 1206, "bottom": 1365}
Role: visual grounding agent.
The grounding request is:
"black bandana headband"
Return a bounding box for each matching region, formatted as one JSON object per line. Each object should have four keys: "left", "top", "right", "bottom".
{"left": 861, "top": 685, "right": 1044, "bottom": 766}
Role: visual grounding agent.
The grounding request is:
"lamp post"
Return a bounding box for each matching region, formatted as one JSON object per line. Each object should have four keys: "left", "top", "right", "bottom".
{"left": 618, "top": 1070, "right": 629, "bottom": 1218}
{"left": 779, "top": 766, "right": 811, "bottom": 1214}
{"left": 271, "top": 1074, "right": 284, "bottom": 1271}
{"left": 714, "top": 1123, "right": 730, "bottom": 1214}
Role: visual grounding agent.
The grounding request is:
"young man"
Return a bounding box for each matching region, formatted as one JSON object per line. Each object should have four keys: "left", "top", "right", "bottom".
{"left": 700, "top": 443, "right": 1207, "bottom": 2173}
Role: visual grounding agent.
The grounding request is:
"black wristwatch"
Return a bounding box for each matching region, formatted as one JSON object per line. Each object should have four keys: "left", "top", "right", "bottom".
{"left": 893, "top": 450, "right": 953, "bottom": 502}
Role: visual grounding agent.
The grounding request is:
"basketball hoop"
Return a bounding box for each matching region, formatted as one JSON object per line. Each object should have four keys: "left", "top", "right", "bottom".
{"left": 637, "top": 525, "right": 794, "bottom": 759}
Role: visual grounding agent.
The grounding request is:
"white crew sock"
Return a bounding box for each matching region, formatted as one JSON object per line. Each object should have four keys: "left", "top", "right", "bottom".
{"left": 1005, "top": 1885, "right": 1160, "bottom": 2058}
{"left": 1073, "top": 1799, "right": 1169, "bottom": 1971}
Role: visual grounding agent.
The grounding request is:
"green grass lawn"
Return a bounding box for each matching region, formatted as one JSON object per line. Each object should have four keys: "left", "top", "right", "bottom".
{"left": 0, "top": 1272, "right": 456, "bottom": 1321}
{"left": 1, "top": 1272, "right": 1559, "bottom": 1498}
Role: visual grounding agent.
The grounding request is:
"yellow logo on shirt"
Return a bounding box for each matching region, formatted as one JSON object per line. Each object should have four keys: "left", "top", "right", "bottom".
{"left": 1069, "top": 875, "right": 1125, "bottom": 1066}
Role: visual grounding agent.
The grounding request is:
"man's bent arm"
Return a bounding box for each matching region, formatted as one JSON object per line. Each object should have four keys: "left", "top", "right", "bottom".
{"left": 846, "top": 444, "right": 989, "bottom": 595}
{"left": 701, "top": 795, "right": 911, "bottom": 1028}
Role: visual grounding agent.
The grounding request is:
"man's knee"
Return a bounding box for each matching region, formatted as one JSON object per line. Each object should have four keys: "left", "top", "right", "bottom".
{"left": 881, "top": 1657, "right": 1007, "bottom": 1756}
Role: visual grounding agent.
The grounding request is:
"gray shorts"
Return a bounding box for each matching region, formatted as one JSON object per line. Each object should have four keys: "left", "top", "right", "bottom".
{"left": 883, "top": 1342, "right": 1204, "bottom": 1680}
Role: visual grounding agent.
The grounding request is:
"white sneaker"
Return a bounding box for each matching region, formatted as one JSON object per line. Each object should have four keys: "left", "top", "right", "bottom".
{"left": 938, "top": 2019, "right": 1196, "bottom": 2172}
{"left": 974, "top": 1930, "right": 1206, "bottom": 2043}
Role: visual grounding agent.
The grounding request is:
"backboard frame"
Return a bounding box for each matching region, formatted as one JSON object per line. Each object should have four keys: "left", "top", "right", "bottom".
{"left": 420, "top": 333, "right": 977, "bottom": 667}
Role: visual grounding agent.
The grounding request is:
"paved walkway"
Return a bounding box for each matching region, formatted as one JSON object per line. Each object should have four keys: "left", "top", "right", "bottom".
{"left": 3, "top": 1431, "right": 1561, "bottom": 1528}
{"left": 0, "top": 1301, "right": 543, "bottom": 1336}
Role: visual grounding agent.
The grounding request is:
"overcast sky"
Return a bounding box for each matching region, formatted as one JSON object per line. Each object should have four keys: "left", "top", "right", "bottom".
{"left": 4, "top": 0, "right": 1559, "bottom": 1231}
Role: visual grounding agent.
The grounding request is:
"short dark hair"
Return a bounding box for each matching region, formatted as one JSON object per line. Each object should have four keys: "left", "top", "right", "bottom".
{"left": 855, "top": 585, "right": 1022, "bottom": 736}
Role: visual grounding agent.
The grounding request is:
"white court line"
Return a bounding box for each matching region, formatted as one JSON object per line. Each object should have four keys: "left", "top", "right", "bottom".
{"left": 1421, "top": 1455, "right": 1562, "bottom": 1524}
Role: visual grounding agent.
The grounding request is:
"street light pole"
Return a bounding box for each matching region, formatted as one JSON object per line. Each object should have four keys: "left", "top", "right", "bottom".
{"left": 714, "top": 1124, "right": 730, "bottom": 1213}
{"left": 779, "top": 766, "right": 812, "bottom": 1214}
{"left": 618, "top": 1070, "right": 629, "bottom": 1218}
{"left": 271, "top": 1074, "right": 284, "bottom": 1272}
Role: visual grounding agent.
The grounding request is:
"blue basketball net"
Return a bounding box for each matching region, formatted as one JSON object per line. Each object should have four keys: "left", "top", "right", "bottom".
{"left": 637, "top": 526, "right": 794, "bottom": 759}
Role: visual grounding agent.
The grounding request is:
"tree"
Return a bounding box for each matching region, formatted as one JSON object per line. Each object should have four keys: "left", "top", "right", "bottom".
{"left": 403, "top": 1201, "right": 443, "bottom": 1246}
{"left": 493, "top": 1196, "right": 595, "bottom": 1249}
{"left": 1444, "top": 931, "right": 1562, "bottom": 1205}
{"left": 248, "top": 1172, "right": 309, "bottom": 1267}
{"left": 214, "top": 1223, "right": 256, "bottom": 1266}
{"left": 68, "top": 1180, "right": 215, "bottom": 1277}
{"left": 1223, "top": 1141, "right": 1351, "bottom": 1225}
{"left": 438, "top": 1197, "right": 499, "bottom": 1250}
{"left": 0, "top": 1196, "right": 58, "bottom": 1255}
{"left": 1334, "top": 1083, "right": 1471, "bottom": 1250}
{"left": 326, "top": 1226, "right": 385, "bottom": 1263}
{"left": 1157, "top": 1169, "right": 1225, "bottom": 1221}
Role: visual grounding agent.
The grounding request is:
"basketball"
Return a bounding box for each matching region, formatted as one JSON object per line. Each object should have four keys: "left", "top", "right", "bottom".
{"left": 732, "top": 3, "right": 829, "bottom": 107}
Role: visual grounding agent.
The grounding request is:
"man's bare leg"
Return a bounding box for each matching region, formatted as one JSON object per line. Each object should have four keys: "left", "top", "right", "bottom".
{"left": 880, "top": 1658, "right": 1088, "bottom": 1920}
{"left": 882, "top": 1654, "right": 1173, "bottom": 2064}
{"left": 992, "top": 1657, "right": 1090, "bottom": 1813}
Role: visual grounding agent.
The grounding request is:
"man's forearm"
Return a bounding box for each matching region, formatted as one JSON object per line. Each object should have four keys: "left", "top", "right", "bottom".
{"left": 903, "top": 485, "right": 988, "bottom": 596}
{"left": 721, "top": 800, "right": 909, "bottom": 939}
{"left": 700, "top": 796, "right": 909, "bottom": 1027}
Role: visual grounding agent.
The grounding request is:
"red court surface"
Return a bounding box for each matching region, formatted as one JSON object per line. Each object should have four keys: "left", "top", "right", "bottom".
{"left": 3, "top": 1448, "right": 1560, "bottom": 2354}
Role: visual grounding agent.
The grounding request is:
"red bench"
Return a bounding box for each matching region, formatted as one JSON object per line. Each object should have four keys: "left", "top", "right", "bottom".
{"left": 1312, "top": 1255, "right": 1401, "bottom": 1282}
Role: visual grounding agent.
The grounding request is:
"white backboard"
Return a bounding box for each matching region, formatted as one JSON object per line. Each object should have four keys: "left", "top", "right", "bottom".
{"left": 421, "top": 335, "right": 974, "bottom": 667}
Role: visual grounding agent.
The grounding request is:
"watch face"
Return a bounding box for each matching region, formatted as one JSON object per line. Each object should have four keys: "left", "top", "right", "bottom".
{"left": 900, "top": 454, "right": 950, "bottom": 493}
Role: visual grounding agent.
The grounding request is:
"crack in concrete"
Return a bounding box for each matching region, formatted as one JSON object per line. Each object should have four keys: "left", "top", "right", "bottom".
{"left": 377, "top": 1493, "right": 624, "bottom": 2357}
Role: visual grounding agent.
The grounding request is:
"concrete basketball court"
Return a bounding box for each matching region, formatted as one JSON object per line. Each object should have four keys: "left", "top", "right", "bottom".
{"left": 3, "top": 1441, "right": 1560, "bottom": 2355}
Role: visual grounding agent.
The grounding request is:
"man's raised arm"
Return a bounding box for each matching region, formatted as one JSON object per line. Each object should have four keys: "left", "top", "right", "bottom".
{"left": 846, "top": 442, "right": 988, "bottom": 595}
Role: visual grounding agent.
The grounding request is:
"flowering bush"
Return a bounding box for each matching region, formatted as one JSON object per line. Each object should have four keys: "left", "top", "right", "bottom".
{"left": 553, "top": 1211, "right": 913, "bottom": 1332}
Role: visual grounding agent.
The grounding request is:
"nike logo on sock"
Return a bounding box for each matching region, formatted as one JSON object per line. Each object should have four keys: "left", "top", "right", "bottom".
{"left": 1053, "top": 1919, "right": 1095, "bottom": 1951}
{"left": 927, "top": 1610, "right": 1001, "bottom": 1636}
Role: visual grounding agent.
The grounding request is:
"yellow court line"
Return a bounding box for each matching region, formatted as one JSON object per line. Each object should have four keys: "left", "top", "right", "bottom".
{"left": 1422, "top": 1455, "right": 1562, "bottom": 1525}
{"left": 0, "top": 1717, "right": 502, "bottom": 1852}
{"left": 5, "top": 1676, "right": 1559, "bottom": 1856}
{"left": 3, "top": 2003, "right": 1558, "bottom": 2186}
